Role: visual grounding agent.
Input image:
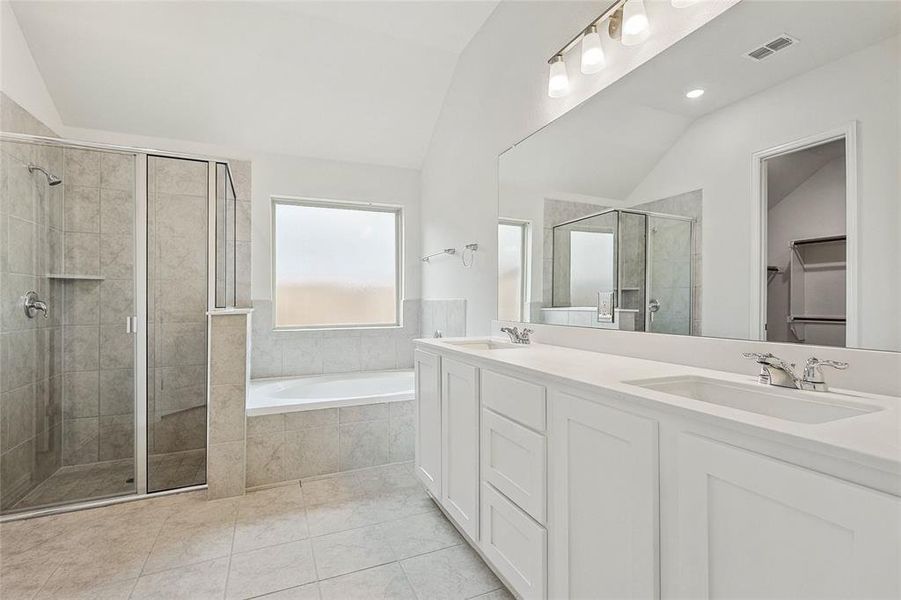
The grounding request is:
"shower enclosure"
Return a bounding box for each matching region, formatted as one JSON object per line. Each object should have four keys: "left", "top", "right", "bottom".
{"left": 0, "top": 134, "right": 238, "bottom": 515}
{"left": 550, "top": 208, "right": 694, "bottom": 334}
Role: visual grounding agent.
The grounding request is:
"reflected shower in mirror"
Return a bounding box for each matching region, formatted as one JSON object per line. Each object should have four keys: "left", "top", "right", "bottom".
{"left": 498, "top": 0, "right": 900, "bottom": 352}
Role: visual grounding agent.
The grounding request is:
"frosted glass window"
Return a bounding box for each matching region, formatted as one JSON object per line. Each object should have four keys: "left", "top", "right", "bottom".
{"left": 498, "top": 221, "right": 527, "bottom": 321}
{"left": 273, "top": 201, "right": 400, "bottom": 328}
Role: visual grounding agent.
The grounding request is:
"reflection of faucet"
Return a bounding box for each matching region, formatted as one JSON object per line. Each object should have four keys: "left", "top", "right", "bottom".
{"left": 742, "top": 352, "right": 848, "bottom": 391}
{"left": 500, "top": 326, "right": 533, "bottom": 344}
{"left": 23, "top": 291, "right": 49, "bottom": 319}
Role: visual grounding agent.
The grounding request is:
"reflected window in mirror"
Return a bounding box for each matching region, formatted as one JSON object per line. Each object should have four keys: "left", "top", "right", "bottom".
{"left": 498, "top": 220, "right": 529, "bottom": 322}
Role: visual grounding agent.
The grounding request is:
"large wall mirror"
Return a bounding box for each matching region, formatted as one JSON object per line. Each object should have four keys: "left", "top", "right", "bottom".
{"left": 498, "top": 0, "right": 900, "bottom": 352}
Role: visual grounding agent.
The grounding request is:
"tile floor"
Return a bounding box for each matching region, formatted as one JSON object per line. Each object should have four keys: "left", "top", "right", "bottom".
{"left": 10, "top": 449, "right": 206, "bottom": 513}
{"left": 0, "top": 461, "right": 512, "bottom": 600}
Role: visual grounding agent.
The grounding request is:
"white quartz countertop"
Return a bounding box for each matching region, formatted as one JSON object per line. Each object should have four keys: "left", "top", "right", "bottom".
{"left": 415, "top": 338, "right": 901, "bottom": 476}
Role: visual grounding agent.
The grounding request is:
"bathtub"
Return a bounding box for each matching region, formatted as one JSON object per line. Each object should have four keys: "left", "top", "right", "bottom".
{"left": 247, "top": 369, "right": 414, "bottom": 417}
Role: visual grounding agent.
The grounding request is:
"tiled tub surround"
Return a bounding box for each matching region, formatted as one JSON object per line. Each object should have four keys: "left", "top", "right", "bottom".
{"left": 245, "top": 400, "right": 415, "bottom": 489}
{"left": 420, "top": 298, "right": 466, "bottom": 338}
{"left": 249, "top": 299, "right": 422, "bottom": 379}
{"left": 207, "top": 311, "right": 250, "bottom": 500}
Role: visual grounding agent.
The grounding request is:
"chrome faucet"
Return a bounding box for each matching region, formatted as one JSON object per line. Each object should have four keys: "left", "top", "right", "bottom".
{"left": 799, "top": 357, "right": 848, "bottom": 392}
{"left": 743, "top": 352, "right": 799, "bottom": 388}
{"left": 500, "top": 326, "right": 533, "bottom": 344}
{"left": 742, "top": 352, "right": 848, "bottom": 391}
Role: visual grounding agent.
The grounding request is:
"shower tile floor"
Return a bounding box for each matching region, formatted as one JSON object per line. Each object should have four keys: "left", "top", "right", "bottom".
{"left": 0, "top": 462, "right": 512, "bottom": 600}
{"left": 10, "top": 449, "right": 207, "bottom": 513}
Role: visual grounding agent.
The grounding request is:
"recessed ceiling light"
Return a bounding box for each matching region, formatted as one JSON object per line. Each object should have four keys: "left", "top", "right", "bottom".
{"left": 685, "top": 88, "right": 705, "bottom": 99}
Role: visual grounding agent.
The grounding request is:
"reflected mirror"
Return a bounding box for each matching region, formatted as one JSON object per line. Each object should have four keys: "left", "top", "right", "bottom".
{"left": 498, "top": 0, "right": 900, "bottom": 352}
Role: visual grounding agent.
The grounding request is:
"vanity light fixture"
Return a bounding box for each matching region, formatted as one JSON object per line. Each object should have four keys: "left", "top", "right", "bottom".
{"left": 580, "top": 25, "right": 606, "bottom": 74}
{"left": 546, "top": 0, "right": 658, "bottom": 97}
{"left": 685, "top": 88, "right": 705, "bottom": 98}
{"left": 621, "top": 0, "right": 651, "bottom": 46}
{"left": 548, "top": 55, "right": 569, "bottom": 98}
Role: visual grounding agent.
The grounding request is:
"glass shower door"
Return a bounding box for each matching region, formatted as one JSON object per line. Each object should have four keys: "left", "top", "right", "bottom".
{"left": 646, "top": 215, "right": 693, "bottom": 335}
{"left": 1, "top": 138, "right": 138, "bottom": 514}
{"left": 146, "top": 156, "right": 209, "bottom": 492}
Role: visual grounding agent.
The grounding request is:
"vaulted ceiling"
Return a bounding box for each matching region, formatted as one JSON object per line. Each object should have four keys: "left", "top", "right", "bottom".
{"left": 11, "top": 1, "right": 499, "bottom": 168}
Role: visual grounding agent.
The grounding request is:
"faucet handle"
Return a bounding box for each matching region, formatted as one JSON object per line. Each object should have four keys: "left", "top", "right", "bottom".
{"left": 742, "top": 352, "right": 774, "bottom": 363}
{"left": 808, "top": 357, "right": 848, "bottom": 370}
{"left": 801, "top": 357, "right": 848, "bottom": 391}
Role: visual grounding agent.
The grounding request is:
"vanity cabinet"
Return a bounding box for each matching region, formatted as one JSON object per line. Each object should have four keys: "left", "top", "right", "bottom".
{"left": 676, "top": 434, "right": 901, "bottom": 599}
{"left": 548, "top": 389, "right": 660, "bottom": 600}
{"left": 441, "top": 357, "right": 481, "bottom": 540}
{"left": 415, "top": 342, "right": 899, "bottom": 600}
{"left": 414, "top": 349, "right": 441, "bottom": 497}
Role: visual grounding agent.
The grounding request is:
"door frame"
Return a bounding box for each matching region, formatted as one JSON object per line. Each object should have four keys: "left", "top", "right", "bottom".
{"left": 748, "top": 121, "right": 859, "bottom": 345}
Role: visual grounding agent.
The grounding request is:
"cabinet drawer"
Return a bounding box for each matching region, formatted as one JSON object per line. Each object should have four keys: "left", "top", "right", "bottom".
{"left": 482, "top": 408, "right": 546, "bottom": 524}
{"left": 480, "top": 482, "right": 547, "bottom": 600}
{"left": 481, "top": 369, "right": 546, "bottom": 432}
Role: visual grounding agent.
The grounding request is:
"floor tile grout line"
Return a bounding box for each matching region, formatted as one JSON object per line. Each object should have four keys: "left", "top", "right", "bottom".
{"left": 221, "top": 505, "right": 239, "bottom": 600}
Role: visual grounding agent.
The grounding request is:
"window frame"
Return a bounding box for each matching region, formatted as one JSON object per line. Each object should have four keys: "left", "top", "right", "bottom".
{"left": 271, "top": 196, "right": 404, "bottom": 331}
{"left": 497, "top": 218, "right": 531, "bottom": 322}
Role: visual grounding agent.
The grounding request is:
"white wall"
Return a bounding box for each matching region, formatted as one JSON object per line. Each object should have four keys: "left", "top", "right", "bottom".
{"left": 0, "top": 2, "right": 63, "bottom": 132}
{"left": 626, "top": 35, "right": 900, "bottom": 351}
{"left": 251, "top": 153, "right": 421, "bottom": 302}
{"left": 420, "top": 0, "right": 738, "bottom": 335}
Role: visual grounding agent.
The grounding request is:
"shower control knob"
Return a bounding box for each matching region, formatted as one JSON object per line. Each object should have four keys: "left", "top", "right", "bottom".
{"left": 23, "top": 291, "right": 49, "bottom": 319}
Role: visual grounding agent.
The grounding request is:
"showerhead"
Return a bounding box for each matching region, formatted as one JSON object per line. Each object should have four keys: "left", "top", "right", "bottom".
{"left": 27, "top": 164, "right": 62, "bottom": 186}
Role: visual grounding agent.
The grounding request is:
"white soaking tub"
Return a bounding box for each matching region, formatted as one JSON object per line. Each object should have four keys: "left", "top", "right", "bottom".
{"left": 247, "top": 369, "right": 414, "bottom": 417}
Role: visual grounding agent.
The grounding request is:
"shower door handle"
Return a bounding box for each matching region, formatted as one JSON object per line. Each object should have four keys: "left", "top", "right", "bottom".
{"left": 647, "top": 299, "right": 660, "bottom": 323}
{"left": 125, "top": 316, "right": 137, "bottom": 334}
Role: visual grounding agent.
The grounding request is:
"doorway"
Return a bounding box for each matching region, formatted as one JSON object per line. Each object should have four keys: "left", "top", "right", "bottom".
{"left": 750, "top": 124, "right": 858, "bottom": 347}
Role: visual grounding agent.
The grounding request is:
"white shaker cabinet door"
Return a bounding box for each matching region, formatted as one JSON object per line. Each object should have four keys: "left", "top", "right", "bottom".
{"left": 548, "top": 389, "right": 660, "bottom": 599}
{"left": 676, "top": 434, "right": 901, "bottom": 599}
{"left": 441, "top": 357, "right": 480, "bottom": 540}
{"left": 414, "top": 349, "right": 441, "bottom": 497}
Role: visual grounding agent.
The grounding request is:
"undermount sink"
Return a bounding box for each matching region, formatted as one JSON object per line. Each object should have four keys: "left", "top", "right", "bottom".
{"left": 443, "top": 339, "right": 527, "bottom": 351}
{"left": 626, "top": 376, "right": 881, "bottom": 424}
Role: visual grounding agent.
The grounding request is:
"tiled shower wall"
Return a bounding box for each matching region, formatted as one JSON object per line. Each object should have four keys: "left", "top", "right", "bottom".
{"left": 0, "top": 95, "right": 64, "bottom": 508}
{"left": 60, "top": 148, "right": 135, "bottom": 466}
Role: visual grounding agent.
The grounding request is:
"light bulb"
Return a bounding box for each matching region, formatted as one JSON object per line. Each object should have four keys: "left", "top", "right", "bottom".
{"left": 685, "top": 88, "right": 705, "bottom": 99}
{"left": 580, "top": 25, "right": 606, "bottom": 74}
{"left": 548, "top": 55, "right": 569, "bottom": 98}
{"left": 621, "top": 0, "right": 650, "bottom": 46}
{"left": 671, "top": 0, "right": 700, "bottom": 7}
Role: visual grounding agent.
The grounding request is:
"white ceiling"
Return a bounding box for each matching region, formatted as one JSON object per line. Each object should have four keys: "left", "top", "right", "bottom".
{"left": 500, "top": 0, "right": 900, "bottom": 201}
{"left": 11, "top": 1, "right": 499, "bottom": 169}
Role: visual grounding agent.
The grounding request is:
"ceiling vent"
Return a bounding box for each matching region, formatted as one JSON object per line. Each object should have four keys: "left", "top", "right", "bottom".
{"left": 745, "top": 34, "right": 798, "bottom": 61}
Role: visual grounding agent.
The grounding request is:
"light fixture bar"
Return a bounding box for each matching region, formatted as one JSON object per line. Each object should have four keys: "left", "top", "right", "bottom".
{"left": 546, "top": 0, "right": 628, "bottom": 64}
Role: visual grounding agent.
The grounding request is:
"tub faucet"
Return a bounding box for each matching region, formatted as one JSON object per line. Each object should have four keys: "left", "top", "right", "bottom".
{"left": 500, "top": 326, "right": 533, "bottom": 344}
